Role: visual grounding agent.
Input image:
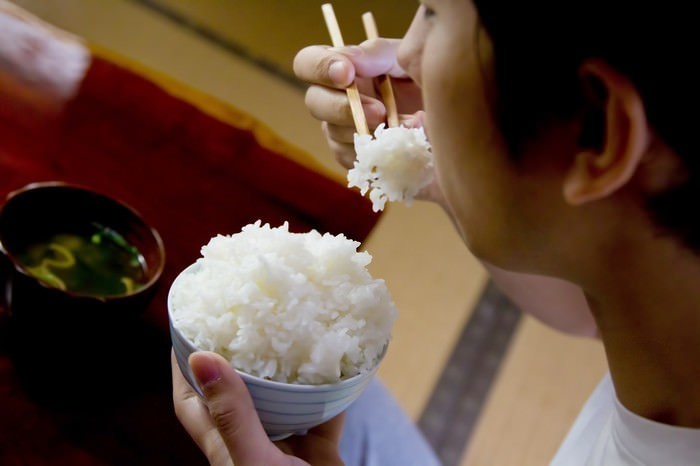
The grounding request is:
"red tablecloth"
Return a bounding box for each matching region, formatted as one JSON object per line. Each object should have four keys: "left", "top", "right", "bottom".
{"left": 0, "top": 56, "right": 379, "bottom": 466}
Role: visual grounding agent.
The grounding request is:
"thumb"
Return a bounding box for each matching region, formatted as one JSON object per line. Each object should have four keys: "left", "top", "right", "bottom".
{"left": 338, "top": 38, "right": 407, "bottom": 79}
{"left": 189, "top": 351, "right": 282, "bottom": 466}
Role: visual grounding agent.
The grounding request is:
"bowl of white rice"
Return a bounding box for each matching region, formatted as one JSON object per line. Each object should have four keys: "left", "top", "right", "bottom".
{"left": 168, "top": 221, "right": 398, "bottom": 440}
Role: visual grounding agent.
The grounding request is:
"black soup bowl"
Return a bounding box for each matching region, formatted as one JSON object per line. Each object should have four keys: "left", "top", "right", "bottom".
{"left": 0, "top": 181, "right": 165, "bottom": 322}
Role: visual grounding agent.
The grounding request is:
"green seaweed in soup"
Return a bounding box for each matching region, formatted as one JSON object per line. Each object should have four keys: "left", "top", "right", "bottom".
{"left": 19, "top": 222, "right": 147, "bottom": 296}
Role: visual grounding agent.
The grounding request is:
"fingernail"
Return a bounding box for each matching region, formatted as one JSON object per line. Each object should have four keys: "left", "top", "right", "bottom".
{"left": 402, "top": 116, "right": 417, "bottom": 129}
{"left": 329, "top": 60, "right": 350, "bottom": 86}
{"left": 403, "top": 111, "right": 425, "bottom": 129}
{"left": 189, "top": 353, "right": 222, "bottom": 388}
{"left": 329, "top": 45, "right": 363, "bottom": 56}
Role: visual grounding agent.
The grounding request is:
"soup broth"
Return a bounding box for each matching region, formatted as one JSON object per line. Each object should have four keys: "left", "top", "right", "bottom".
{"left": 19, "top": 222, "right": 147, "bottom": 296}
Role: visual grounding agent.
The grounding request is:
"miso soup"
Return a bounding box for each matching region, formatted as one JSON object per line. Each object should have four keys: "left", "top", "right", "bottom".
{"left": 18, "top": 222, "right": 147, "bottom": 296}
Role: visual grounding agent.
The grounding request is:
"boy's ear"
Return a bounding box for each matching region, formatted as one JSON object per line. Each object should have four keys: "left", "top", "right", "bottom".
{"left": 563, "top": 59, "right": 651, "bottom": 205}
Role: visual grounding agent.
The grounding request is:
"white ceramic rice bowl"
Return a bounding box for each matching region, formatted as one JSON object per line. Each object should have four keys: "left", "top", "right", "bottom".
{"left": 168, "top": 263, "right": 385, "bottom": 440}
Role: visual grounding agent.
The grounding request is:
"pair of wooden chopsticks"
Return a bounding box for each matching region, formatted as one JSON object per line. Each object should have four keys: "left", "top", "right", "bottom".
{"left": 321, "top": 3, "right": 399, "bottom": 136}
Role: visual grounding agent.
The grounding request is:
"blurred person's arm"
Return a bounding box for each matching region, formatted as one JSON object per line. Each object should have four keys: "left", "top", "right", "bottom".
{"left": 0, "top": 0, "right": 90, "bottom": 112}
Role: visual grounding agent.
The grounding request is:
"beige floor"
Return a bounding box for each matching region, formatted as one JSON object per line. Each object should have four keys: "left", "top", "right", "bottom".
{"left": 12, "top": 1, "right": 608, "bottom": 464}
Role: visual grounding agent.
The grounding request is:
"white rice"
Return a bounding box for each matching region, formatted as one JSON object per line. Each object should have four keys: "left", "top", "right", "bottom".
{"left": 170, "top": 221, "right": 398, "bottom": 385}
{"left": 349, "top": 124, "right": 434, "bottom": 212}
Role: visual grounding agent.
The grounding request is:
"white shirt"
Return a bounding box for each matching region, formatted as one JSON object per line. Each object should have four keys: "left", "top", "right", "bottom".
{"left": 551, "top": 373, "right": 700, "bottom": 465}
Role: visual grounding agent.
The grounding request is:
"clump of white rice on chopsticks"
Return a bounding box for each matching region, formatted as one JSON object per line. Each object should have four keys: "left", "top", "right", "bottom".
{"left": 349, "top": 123, "right": 434, "bottom": 213}
{"left": 170, "top": 221, "right": 398, "bottom": 385}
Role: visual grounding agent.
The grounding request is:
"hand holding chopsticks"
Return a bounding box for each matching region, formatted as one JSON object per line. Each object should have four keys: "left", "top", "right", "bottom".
{"left": 321, "top": 4, "right": 399, "bottom": 136}
{"left": 321, "top": 3, "right": 370, "bottom": 136}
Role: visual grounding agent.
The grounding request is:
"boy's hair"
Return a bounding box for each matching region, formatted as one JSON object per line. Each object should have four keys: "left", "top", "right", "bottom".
{"left": 473, "top": 1, "right": 700, "bottom": 252}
